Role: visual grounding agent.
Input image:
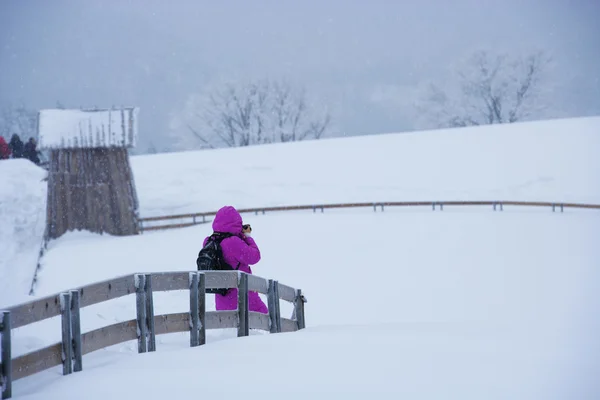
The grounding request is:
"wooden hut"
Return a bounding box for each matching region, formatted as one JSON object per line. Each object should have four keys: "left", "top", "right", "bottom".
{"left": 38, "top": 107, "right": 141, "bottom": 240}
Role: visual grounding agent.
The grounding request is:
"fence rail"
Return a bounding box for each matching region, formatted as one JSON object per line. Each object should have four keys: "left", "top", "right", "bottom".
{"left": 0, "top": 271, "right": 306, "bottom": 399}
{"left": 138, "top": 200, "right": 600, "bottom": 232}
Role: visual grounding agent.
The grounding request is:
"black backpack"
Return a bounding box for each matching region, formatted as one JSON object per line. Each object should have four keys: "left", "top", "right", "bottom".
{"left": 196, "top": 232, "right": 239, "bottom": 296}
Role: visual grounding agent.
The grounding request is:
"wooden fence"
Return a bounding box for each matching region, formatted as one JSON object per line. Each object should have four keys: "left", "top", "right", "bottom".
{"left": 138, "top": 200, "right": 600, "bottom": 232}
{"left": 0, "top": 271, "right": 306, "bottom": 399}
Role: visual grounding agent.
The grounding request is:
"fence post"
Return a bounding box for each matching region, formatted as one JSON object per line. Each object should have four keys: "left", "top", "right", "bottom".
{"left": 237, "top": 272, "right": 249, "bottom": 337}
{"left": 69, "top": 290, "right": 83, "bottom": 373}
{"left": 189, "top": 272, "right": 199, "bottom": 347}
{"left": 1, "top": 311, "right": 11, "bottom": 399}
{"left": 144, "top": 274, "right": 156, "bottom": 352}
{"left": 294, "top": 289, "right": 306, "bottom": 330}
{"left": 198, "top": 272, "right": 206, "bottom": 345}
{"left": 135, "top": 274, "right": 148, "bottom": 353}
{"left": 60, "top": 292, "right": 73, "bottom": 375}
{"left": 268, "top": 280, "right": 281, "bottom": 333}
{"left": 189, "top": 272, "right": 206, "bottom": 347}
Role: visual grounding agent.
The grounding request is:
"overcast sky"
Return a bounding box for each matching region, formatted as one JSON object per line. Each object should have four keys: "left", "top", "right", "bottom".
{"left": 1, "top": 0, "right": 599, "bottom": 153}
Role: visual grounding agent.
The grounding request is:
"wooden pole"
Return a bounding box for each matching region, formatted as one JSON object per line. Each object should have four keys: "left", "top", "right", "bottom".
{"left": 268, "top": 280, "right": 281, "bottom": 333}
{"left": 135, "top": 274, "right": 148, "bottom": 353}
{"left": 60, "top": 292, "right": 73, "bottom": 375}
{"left": 237, "top": 273, "right": 249, "bottom": 337}
{"left": 69, "top": 290, "right": 83, "bottom": 372}
{"left": 294, "top": 289, "right": 306, "bottom": 330}
{"left": 189, "top": 272, "right": 199, "bottom": 347}
{"left": 189, "top": 272, "right": 207, "bottom": 347}
{"left": 144, "top": 274, "right": 156, "bottom": 352}
{"left": 1, "top": 311, "right": 11, "bottom": 399}
{"left": 198, "top": 272, "right": 206, "bottom": 345}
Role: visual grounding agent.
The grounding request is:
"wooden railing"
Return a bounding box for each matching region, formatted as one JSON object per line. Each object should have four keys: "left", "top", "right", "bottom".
{"left": 138, "top": 200, "right": 600, "bottom": 232}
{"left": 0, "top": 271, "right": 306, "bottom": 399}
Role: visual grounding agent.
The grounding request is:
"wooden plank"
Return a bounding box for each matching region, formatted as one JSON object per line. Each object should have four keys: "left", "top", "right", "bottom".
{"left": 247, "top": 274, "right": 268, "bottom": 294}
{"left": 11, "top": 343, "right": 63, "bottom": 381}
{"left": 137, "top": 200, "right": 600, "bottom": 230}
{"left": 139, "top": 212, "right": 209, "bottom": 222}
{"left": 77, "top": 274, "right": 135, "bottom": 309}
{"left": 152, "top": 311, "right": 238, "bottom": 332}
{"left": 204, "top": 271, "right": 239, "bottom": 290}
{"left": 151, "top": 271, "right": 189, "bottom": 291}
{"left": 8, "top": 274, "right": 134, "bottom": 329}
{"left": 277, "top": 283, "right": 297, "bottom": 303}
{"left": 205, "top": 311, "right": 238, "bottom": 329}
{"left": 151, "top": 271, "right": 238, "bottom": 292}
{"left": 280, "top": 318, "right": 298, "bottom": 333}
{"left": 248, "top": 312, "right": 270, "bottom": 331}
{"left": 141, "top": 222, "right": 197, "bottom": 231}
{"left": 81, "top": 320, "right": 138, "bottom": 355}
{"left": 8, "top": 294, "right": 61, "bottom": 329}
{"left": 153, "top": 312, "right": 189, "bottom": 335}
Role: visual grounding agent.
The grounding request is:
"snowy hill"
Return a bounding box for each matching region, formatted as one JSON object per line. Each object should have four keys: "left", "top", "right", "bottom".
{"left": 131, "top": 116, "right": 600, "bottom": 217}
{"left": 0, "top": 159, "right": 47, "bottom": 307}
{"left": 2, "top": 116, "right": 600, "bottom": 398}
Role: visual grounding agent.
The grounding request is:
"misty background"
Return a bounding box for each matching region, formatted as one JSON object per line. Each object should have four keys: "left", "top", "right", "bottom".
{"left": 0, "top": 0, "right": 598, "bottom": 154}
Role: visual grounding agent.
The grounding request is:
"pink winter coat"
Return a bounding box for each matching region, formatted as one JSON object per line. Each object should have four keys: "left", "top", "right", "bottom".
{"left": 203, "top": 206, "right": 268, "bottom": 314}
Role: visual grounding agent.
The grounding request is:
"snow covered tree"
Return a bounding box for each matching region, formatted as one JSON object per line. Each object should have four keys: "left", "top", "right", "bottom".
{"left": 169, "top": 78, "right": 331, "bottom": 150}
{"left": 0, "top": 103, "right": 38, "bottom": 139}
{"left": 414, "top": 49, "right": 554, "bottom": 129}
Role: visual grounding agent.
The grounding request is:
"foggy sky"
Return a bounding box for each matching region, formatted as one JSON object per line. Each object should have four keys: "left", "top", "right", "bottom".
{"left": 1, "top": 0, "right": 599, "bottom": 153}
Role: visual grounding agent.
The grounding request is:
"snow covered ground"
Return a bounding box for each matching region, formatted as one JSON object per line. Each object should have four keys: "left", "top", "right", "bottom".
{"left": 131, "top": 116, "right": 600, "bottom": 217}
{"left": 0, "top": 159, "right": 47, "bottom": 307}
{"left": 2, "top": 116, "right": 600, "bottom": 398}
{"left": 11, "top": 209, "right": 600, "bottom": 398}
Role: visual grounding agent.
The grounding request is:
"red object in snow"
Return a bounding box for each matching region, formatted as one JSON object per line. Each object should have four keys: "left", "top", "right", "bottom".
{"left": 0, "top": 136, "right": 11, "bottom": 159}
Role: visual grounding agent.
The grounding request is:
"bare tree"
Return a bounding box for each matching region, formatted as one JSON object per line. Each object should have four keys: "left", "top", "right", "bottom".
{"left": 169, "top": 78, "right": 331, "bottom": 150}
{"left": 415, "top": 50, "right": 554, "bottom": 129}
{"left": 271, "top": 80, "right": 331, "bottom": 143}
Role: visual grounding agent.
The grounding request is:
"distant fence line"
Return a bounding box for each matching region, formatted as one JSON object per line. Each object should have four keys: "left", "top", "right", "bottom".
{"left": 138, "top": 200, "right": 600, "bottom": 232}
{"left": 0, "top": 271, "right": 306, "bottom": 399}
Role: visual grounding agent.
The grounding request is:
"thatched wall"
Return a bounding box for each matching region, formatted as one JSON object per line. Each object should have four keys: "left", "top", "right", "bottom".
{"left": 46, "top": 147, "right": 140, "bottom": 239}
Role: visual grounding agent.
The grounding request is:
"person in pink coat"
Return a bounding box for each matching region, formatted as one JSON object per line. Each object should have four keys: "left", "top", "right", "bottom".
{"left": 203, "top": 205, "right": 268, "bottom": 314}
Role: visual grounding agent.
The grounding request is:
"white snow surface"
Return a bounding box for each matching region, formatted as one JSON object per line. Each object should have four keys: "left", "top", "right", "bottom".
{"left": 0, "top": 159, "right": 47, "bottom": 307}
{"left": 12, "top": 210, "right": 600, "bottom": 398}
{"left": 37, "top": 107, "right": 138, "bottom": 150}
{"left": 131, "top": 116, "right": 600, "bottom": 217}
{"left": 2, "top": 116, "right": 600, "bottom": 398}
